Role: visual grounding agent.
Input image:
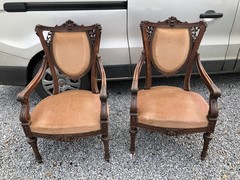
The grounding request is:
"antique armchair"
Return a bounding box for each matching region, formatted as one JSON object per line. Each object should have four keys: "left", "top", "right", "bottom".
{"left": 130, "top": 17, "right": 221, "bottom": 160}
{"left": 17, "top": 20, "right": 109, "bottom": 162}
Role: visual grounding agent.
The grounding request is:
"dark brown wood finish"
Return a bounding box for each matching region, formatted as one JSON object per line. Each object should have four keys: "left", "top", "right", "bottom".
{"left": 17, "top": 20, "right": 109, "bottom": 163}
{"left": 130, "top": 17, "right": 221, "bottom": 160}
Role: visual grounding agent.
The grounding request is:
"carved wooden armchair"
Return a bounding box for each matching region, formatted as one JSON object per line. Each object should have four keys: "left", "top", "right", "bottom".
{"left": 130, "top": 17, "right": 221, "bottom": 160}
{"left": 17, "top": 20, "right": 109, "bottom": 162}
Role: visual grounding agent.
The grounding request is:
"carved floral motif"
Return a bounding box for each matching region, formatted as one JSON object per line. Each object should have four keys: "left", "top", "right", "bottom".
{"left": 62, "top": 20, "right": 77, "bottom": 30}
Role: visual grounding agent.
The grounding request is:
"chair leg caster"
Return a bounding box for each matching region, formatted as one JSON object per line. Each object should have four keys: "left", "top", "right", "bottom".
{"left": 200, "top": 155, "right": 206, "bottom": 161}
{"left": 105, "top": 157, "right": 110, "bottom": 162}
{"left": 36, "top": 158, "right": 43, "bottom": 163}
{"left": 130, "top": 149, "right": 135, "bottom": 155}
{"left": 104, "top": 151, "right": 110, "bottom": 162}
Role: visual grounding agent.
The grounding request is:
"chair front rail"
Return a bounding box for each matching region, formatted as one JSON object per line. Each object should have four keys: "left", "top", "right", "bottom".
{"left": 137, "top": 123, "right": 208, "bottom": 136}
{"left": 31, "top": 131, "right": 102, "bottom": 142}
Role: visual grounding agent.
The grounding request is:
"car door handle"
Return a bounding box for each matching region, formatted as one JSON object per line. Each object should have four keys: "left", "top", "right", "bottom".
{"left": 200, "top": 10, "right": 223, "bottom": 18}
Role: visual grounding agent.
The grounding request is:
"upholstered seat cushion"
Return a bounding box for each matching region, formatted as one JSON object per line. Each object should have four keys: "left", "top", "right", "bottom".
{"left": 30, "top": 90, "right": 101, "bottom": 134}
{"left": 137, "top": 86, "right": 209, "bottom": 129}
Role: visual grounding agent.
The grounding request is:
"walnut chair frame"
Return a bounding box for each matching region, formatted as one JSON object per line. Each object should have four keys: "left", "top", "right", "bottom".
{"left": 130, "top": 17, "right": 221, "bottom": 160}
{"left": 17, "top": 20, "right": 109, "bottom": 162}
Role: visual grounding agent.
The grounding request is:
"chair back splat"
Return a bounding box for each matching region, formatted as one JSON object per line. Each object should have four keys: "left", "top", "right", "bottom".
{"left": 141, "top": 16, "right": 206, "bottom": 90}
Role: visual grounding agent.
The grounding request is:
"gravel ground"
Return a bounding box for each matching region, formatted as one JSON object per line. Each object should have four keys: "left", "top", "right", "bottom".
{"left": 0, "top": 73, "right": 240, "bottom": 179}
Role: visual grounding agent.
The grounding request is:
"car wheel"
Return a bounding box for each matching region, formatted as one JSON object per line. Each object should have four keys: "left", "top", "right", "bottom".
{"left": 32, "top": 59, "right": 91, "bottom": 99}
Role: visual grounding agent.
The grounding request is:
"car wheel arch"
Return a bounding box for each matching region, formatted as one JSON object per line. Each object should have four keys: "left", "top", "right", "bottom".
{"left": 27, "top": 50, "right": 44, "bottom": 83}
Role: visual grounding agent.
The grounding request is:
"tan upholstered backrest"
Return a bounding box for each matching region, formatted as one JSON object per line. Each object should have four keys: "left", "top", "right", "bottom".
{"left": 151, "top": 28, "right": 191, "bottom": 75}
{"left": 51, "top": 32, "right": 91, "bottom": 79}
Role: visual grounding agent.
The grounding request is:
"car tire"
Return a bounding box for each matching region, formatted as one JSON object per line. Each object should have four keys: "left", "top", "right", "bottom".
{"left": 32, "top": 59, "right": 91, "bottom": 99}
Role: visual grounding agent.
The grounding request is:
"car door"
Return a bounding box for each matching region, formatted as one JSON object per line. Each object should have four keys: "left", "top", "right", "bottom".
{"left": 223, "top": 1, "right": 240, "bottom": 72}
{"left": 128, "top": 0, "right": 240, "bottom": 75}
{"left": 0, "top": 0, "right": 130, "bottom": 87}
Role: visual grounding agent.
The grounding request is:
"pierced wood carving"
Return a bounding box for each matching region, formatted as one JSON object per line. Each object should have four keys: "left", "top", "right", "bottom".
{"left": 146, "top": 25, "right": 154, "bottom": 41}
{"left": 46, "top": 31, "right": 52, "bottom": 47}
{"left": 191, "top": 26, "right": 200, "bottom": 42}
{"left": 87, "top": 24, "right": 101, "bottom": 48}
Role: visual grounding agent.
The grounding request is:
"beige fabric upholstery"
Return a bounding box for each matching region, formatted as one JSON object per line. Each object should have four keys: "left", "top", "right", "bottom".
{"left": 52, "top": 32, "right": 91, "bottom": 79}
{"left": 151, "top": 28, "right": 190, "bottom": 74}
{"left": 137, "top": 86, "right": 209, "bottom": 129}
{"left": 30, "top": 90, "right": 101, "bottom": 134}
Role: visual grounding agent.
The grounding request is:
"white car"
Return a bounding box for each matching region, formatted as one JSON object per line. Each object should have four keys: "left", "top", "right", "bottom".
{"left": 0, "top": 0, "right": 240, "bottom": 98}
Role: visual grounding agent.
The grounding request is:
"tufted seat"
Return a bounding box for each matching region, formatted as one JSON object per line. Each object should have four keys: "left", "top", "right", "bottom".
{"left": 137, "top": 86, "right": 209, "bottom": 129}
{"left": 30, "top": 90, "right": 101, "bottom": 135}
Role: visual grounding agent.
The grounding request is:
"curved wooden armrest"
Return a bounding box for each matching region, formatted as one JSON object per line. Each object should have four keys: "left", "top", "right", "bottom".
{"left": 96, "top": 55, "right": 108, "bottom": 121}
{"left": 196, "top": 53, "right": 221, "bottom": 120}
{"left": 196, "top": 54, "right": 221, "bottom": 98}
{"left": 96, "top": 55, "right": 107, "bottom": 101}
{"left": 131, "top": 51, "right": 145, "bottom": 94}
{"left": 17, "top": 57, "right": 48, "bottom": 103}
